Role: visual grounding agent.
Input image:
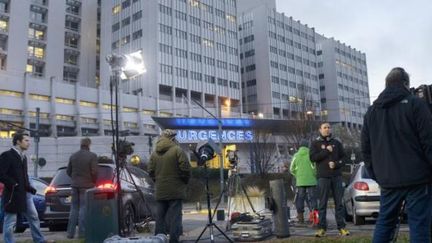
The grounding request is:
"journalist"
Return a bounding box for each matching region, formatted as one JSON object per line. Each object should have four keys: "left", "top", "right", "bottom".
{"left": 148, "top": 129, "right": 191, "bottom": 243}
{"left": 310, "top": 122, "right": 350, "bottom": 237}
{"left": 66, "top": 137, "right": 98, "bottom": 239}
{"left": 361, "top": 67, "right": 432, "bottom": 242}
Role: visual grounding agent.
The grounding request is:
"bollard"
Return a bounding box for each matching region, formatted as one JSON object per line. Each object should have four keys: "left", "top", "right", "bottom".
{"left": 269, "top": 179, "right": 290, "bottom": 238}
{"left": 85, "top": 188, "right": 119, "bottom": 243}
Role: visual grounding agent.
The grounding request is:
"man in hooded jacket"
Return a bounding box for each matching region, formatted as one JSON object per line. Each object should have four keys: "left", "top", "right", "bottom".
{"left": 148, "top": 129, "right": 191, "bottom": 243}
{"left": 361, "top": 67, "right": 432, "bottom": 242}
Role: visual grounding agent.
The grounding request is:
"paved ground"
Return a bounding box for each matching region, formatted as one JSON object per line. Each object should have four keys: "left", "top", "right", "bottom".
{"left": 9, "top": 205, "right": 409, "bottom": 242}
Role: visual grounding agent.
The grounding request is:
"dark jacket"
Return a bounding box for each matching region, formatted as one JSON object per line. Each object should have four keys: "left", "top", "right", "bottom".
{"left": 0, "top": 149, "right": 35, "bottom": 213}
{"left": 361, "top": 85, "right": 432, "bottom": 188}
{"left": 148, "top": 137, "right": 191, "bottom": 200}
{"left": 67, "top": 149, "right": 98, "bottom": 188}
{"left": 310, "top": 135, "right": 345, "bottom": 178}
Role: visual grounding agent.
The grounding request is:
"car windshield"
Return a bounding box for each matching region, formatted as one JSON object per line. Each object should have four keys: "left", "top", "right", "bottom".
{"left": 361, "top": 167, "right": 372, "bottom": 179}
{"left": 31, "top": 178, "right": 47, "bottom": 195}
{"left": 50, "top": 166, "right": 115, "bottom": 186}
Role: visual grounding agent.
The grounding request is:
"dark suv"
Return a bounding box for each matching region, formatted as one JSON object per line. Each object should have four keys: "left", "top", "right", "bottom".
{"left": 44, "top": 164, "right": 156, "bottom": 232}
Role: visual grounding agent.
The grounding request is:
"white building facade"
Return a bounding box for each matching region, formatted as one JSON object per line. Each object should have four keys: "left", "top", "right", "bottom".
{"left": 100, "top": 0, "right": 243, "bottom": 119}
{"left": 237, "top": 0, "right": 321, "bottom": 120}
{"left": 317, "top": 35, "right": 370, "bottom": 128}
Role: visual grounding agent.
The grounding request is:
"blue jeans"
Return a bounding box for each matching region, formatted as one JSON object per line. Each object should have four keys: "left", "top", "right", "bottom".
{"left": 295, "top": 186, "right": 317, "bottom": 213}
{"left": 317, "top": 176, "right": 346, "bottom": 230}
{"left": 373, "top": 184, "right": 432, "bottom": 243}
{"left": 67, "top": 187, "right": 87, "bottom": 238}
{"left": 155, "top": 199, "right": 183, "bottom": 243}
{"left": 3, "top": 193, "right": 45, "bottom": 243}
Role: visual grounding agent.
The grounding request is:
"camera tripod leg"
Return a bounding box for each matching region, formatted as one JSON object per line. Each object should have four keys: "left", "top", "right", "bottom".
{"left": 195, "top": 223, "right": 233, "bottom": 243}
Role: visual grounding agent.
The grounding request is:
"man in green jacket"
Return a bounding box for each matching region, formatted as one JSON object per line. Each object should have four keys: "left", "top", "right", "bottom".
{"left": 290, "top": 139, "right": 317, "bottom": 223}
{"left": 148, "top": 129, "right": 191, "bottom": 243}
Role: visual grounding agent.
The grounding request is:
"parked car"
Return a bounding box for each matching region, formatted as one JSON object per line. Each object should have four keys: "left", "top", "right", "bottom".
{"left": 343, "top": 162, "right": 380, "bottom": 225}
{"left": 0, "top": 177, "right": 48, "bottom": 233}
{"left": 44, "top": 164, "right": 156, "bottom": 232}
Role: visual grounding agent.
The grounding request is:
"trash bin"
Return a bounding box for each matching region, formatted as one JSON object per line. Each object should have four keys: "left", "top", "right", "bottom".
{"left": 85, "top": 188, "right": 119, "bottom": 243}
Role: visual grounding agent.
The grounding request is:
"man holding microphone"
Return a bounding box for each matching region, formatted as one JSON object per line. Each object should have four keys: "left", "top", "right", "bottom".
{"left": 310, "top": 122, "right": 349, "bottom": 237}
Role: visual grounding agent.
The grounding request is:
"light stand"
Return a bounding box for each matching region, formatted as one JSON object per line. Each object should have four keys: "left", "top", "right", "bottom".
{"left": 106, "top": 50, "right": 146, "bottom": 237}
{"left": 192, "top": 154, "right": 233, "bottom": 243}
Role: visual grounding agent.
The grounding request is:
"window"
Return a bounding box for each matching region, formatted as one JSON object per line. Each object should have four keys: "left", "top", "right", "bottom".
{"left": 245, "top": 64, "right": 255, "bottom": 72}
{"left": 121, "top": 0, "right": 131, "bottom": 9}
{"left": 243, "top": 35, "right": 254, "bottom": 43}
{"left": 190, "top": 52, "right": 201, "bottom": 62}
{"left": 159, "top": 43, "right": 172, "bottom": 54}
{"left": 217, "top": 78, "right": 228, "bottom": 86}
{"left": 271, "top": 76, "right": 279, "bottom": 84}
{"left": 66, "top": 0, "right": 81, "bottom": 15}
{"left": 132, "top": 30, "right": 142, "bottom": 40}
{"left": 189, "top": 16, "right": 201, "bottom": 26}
{"left": 175, "top": 67, "right": 188, "bottom": 78}
{"left": 204, "top": 75, "right": 215, "bottom": 84}
{"left": 190, "top": 71, "right": 202, "bottom": 81}
{"left": 65, "top": 18, "right": 80, "bottom": 31}
{"left": 202, "top": 38, "right": 213, "bottom": 47}
{"left": 64, "top": 50, "right": 79, "bottom": 65}
{"left": 175, "top": 48, "right": 187, "bottom": 58}
{"left": 26, "top": 61, "right": 45, "bottom": 77}
{"left": 28, "top": 26, "right": 46, "bottom": 40}
{"left": 30, "top": 9, "right": 47, "bottom": 23}
{"left": 112, "top": 4, "right": 121, "bottom": 15}
{"left": 80, "top": 101, "right": 97, "bottom": 107}
{"left": 27, "top": 44, "right": 45, "bottom": 59}
{"left": 64, "top": 34, "right": 79, "bottom": 48}
{"left": 175, "top": 29, "right": 187, "bottom": 40}
{"left": 56, "top": 97, "right": 74, "bottom": 104}
{"left": 159, "top": 24, "right": 172, "bottom": 35}
{"left": 132, "top": 11, "right": 142, "bottom": 21}
{"left": 0, "top": 19, "right": 8, "bottom": 32}
{"left": 112, "top": 22, "right": 120, "bottom": 32}
{"left": 159, "top": 4, "right": 172, "bottom": 15}
{"left": 203, "top": 56, "right": 214, "bottom": 65}
{"left": 175, "top": 10, "right": 187, "bottom": 21}
{"left": 160, "top": 64, "right": 173, "bottom": 74}
{"left": 246, "top": 79, "right": 256, "bottom": 87}
{"left": 229, "top": 81, "right": 239, "bottom": 89}
{"left": 189, "top": 34, "right": 201, "bottom": 44}
{"left": 121, "top": 17, "right": 130, "bottom": 27}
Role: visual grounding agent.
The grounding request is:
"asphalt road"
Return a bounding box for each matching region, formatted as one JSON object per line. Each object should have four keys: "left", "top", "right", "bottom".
{"left": 10, "top": 209, "right": 409, "bottom": 242}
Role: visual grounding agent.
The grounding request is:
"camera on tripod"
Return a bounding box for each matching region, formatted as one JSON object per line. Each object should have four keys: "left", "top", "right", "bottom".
{"left": 195, "top": 138, "right": 220, "bottom": 166}
{"left": 411, "top": 84, "right": 432, "bottom": 112}
{"left": 226, "top": 149, "right": 239, "bottom": 169}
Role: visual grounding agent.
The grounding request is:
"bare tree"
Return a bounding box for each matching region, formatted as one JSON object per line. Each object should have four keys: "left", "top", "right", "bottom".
{"left": 248, "top": 130, "right": 278, "bottom": 176}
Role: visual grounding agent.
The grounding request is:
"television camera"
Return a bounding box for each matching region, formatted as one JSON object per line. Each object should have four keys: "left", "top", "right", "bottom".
{"left": 411, "top": 84, "right": 432, "bottom": 112}
{"left": 194, "top": 138, "right": 220, "bottom": 166}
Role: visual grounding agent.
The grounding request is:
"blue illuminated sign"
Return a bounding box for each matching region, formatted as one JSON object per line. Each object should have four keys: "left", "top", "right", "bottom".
{"left": 173, "top": 118, "right": 253, "bottom": 128}
{"left": 176, "top": 130, "right": 254, "bottom": 143}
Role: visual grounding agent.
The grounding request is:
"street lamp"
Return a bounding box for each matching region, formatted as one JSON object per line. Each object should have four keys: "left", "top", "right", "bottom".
{"left": 306, "top": 110, "right": 314, "bottom": 142}
{"left": 106, "top": 50, "right": 146, "bottom": 236}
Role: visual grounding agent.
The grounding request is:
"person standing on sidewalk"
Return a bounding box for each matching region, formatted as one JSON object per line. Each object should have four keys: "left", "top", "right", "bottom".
{"left": 362, "top": 67, "right": 432, "bottom": 243}
{"left": 66, "top": 137, "right": 98, "bottom": 239}
{"left": 148, "top": 129, "right": 191, "bottom": 243}
{"left": 310, "top": 123, "right": 350, "bottom": 237}
{"left": 0, "top": 133, "right": 48, "bottom": 243}
{"left": 290, "top": 139, "right": 317, "bottom": 224}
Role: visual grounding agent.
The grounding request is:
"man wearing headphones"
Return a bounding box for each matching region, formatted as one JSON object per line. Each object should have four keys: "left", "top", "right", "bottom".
{"left": 361, "top": 67, "right": 432, "bottom": 242}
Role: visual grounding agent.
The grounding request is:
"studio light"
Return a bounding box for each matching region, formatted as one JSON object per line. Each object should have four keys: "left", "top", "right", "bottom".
{"left": 106, "top": 50, "right": 146, "bottom": 80}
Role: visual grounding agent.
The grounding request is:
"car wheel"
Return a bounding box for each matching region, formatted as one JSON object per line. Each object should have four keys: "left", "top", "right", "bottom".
{"left": 49, "top": 224, "right": 68, "bottom": 232}
{"left": 353, "top": 204, "right": 365, "bottom": 225}
{"left": 123, "top": 203, "right": 136, "bottom": 236}
{"left": 344, "top": 203, "right": 352, "bottom": 222}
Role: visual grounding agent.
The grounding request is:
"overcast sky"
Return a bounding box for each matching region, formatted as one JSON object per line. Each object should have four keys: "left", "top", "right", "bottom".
{"left": 276, "top": 0, "right": 432, "bottom": 102}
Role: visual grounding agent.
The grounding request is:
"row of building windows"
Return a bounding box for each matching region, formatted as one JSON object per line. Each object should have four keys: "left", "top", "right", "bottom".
{"left": 267, "top": 61, "right": 318, "bottom": 81}
{"left": 267, "top": 16, "right": 315, "bottom": 42}
{"left": 336, "top": 72, "right": 368, "bottom": 87}
{"left": 159, "top": 44, "right": 239, "bottom": 72}
{"left": 337, "top": 84, "right": 369, "bottom": 97}
{"left": 267, "top": 31, "right": 316, "bottom": 55}
{"left": 159, "top": 2, "right": 236, "bottom": 24}
{"left": 268, "top": 46, "right": 317, "bottom": 68}
{"left": 338, "top": 96, "right": 369, "bottom": 109}
{"left": 159, "top": 64, "right": 240, "bottom": 89}
{"left": 336, "top": 60, "right": 367, "bottom": 76}
{"left": 335, "top": 47, "right": 366, "bottom": 65}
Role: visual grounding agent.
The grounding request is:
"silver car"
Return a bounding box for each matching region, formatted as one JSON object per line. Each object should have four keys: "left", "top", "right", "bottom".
{"left": 343, "top": 162, "right": 380, "bottom": 225}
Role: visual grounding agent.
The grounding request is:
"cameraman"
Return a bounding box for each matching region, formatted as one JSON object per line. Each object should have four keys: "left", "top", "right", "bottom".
{"left": 361, "top": 67, "right": 432, "bottom": 242}
{"left": 148, "top": 129, "right": 191, "bottom": 243}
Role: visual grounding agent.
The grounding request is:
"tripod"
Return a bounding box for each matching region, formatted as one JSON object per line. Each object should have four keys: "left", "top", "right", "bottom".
{"left": 195, "top": 163, "right": 233, "bottom": 243}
